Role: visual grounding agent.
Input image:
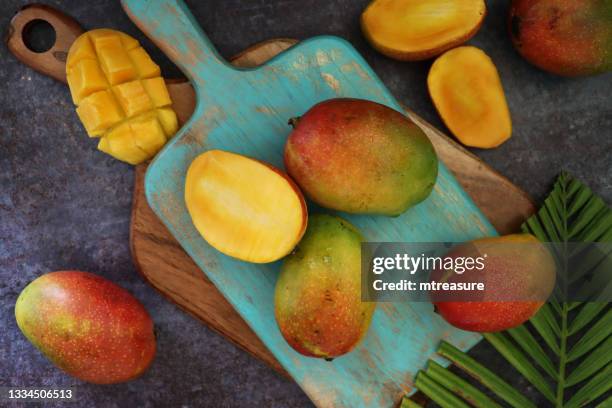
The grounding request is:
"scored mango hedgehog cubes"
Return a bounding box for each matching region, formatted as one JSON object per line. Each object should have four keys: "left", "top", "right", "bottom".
{"left": 66, "top": 29, "right": 178, "bottom": 164}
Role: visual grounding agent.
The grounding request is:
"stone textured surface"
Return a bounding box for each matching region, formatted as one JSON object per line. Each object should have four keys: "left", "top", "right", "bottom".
{"left": 0, "top": 0, "right": 610, "bottom": 407}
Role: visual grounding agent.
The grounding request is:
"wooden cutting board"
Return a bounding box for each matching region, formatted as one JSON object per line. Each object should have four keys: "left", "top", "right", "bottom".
{"left": 125, "top": 1, "right": 535, "bottom": 406}
{"left": 8, "top": 1, "right": 535, "bottom": 382}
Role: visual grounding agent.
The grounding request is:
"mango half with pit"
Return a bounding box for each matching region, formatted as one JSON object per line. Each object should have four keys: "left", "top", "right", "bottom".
{"left": 66, "top": 29, "right": 178, "bottom": 164}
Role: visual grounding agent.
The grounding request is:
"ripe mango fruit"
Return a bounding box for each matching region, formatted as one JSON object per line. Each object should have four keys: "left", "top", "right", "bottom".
{"left": 362, "top": 0, "right": 486, "bottom": 61}
{"left": 15, "top": 271, "right": 156, "bottom": 384}
{"left": 432, "top": 234, "right": 556, "bottom": 332}
{"left": 275, "top": 214, "right": 375, "bottom": 358}
{"left": 185, "top": 150, "right": 307, "bottom": 263}
{"left": 428, "top": 46, "right": 512, "bottom": 149}
{"left": 66, "top": 29, "right": 178, "bottom": 164}
{"left": 285, "top": 99, "right": 438, "bottom": 216}
{"left": 509, "top": 0, "right": 612, "bottom": 76}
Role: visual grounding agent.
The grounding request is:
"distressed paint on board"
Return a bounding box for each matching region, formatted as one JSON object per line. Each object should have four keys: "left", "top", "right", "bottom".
{"left": 122, "top": 1, "right": 497, "bottom": 407}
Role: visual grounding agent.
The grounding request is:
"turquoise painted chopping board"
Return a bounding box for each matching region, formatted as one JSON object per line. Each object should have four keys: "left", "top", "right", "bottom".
{"left": 122, "top": 0, "right": 497, "bottom": 406}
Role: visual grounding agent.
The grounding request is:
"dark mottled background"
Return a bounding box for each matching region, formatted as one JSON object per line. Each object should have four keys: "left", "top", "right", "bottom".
{"left": 1, "top": 0, "right": 610, "bottom": 407}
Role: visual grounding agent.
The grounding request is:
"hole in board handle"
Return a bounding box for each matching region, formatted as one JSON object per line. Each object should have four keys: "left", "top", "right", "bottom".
{"left": 22, "top": 19, "right": 56, "bottom": 53}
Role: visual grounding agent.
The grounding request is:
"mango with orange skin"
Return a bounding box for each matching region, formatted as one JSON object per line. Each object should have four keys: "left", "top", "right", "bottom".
{"left": 275, "top": 214, "right": 375, "bottom": 358}
{"left": 15, "top": 271, "right": 156, "bottom": 384}
{"left": 509, "top": 0, "right": 612, "bottom": 76}
{"left": 432, "top": 234, "right": 556, "bottom": 333}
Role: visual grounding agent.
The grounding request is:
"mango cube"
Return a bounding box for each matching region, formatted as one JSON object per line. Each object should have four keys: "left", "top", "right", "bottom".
{"left": 76, "top": 90, "right": 123, "bottom": 136}
{"left": 113, "top": 80, "right": 153, "bottom": 117}
{"left": 88, "top": 29, "right": 139, "bottom": 51}
{"left": 142, "top": 78, "right": 172, "bottom": 108}
{"left": 130, "top": 116, "right": 167, "bottom": 156}
{"left": 66, "top": 35, "right": 96, "bottom": 69}
{"left": 94, "top": 36, "right": 137, "bottom": 85}
{"left": 98, "top": 123, "right": 149, "bottom": 165}
{"left": 156, "top": 108, "right": 179, "bottom": 136}
{"left": 66, "top": 29, "right": 179, "bottom": 164}
{"left": 129, "top": 47, "right": 161, "bottom": 78}
{"left": 67, "top": 59, "right": 107, "bottom": 104}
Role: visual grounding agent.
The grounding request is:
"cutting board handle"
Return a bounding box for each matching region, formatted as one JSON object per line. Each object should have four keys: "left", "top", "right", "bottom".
{"left": 121, "top": 0, "right": 238, "bottom": 88}
{"left": 6, "top": 4, "right": 83, "bottom": 83}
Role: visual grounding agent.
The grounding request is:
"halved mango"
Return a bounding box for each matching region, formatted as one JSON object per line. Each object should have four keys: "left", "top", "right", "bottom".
{"left": 428, "top": 46, "right": 512, "bottom": 149}
{"left": 66, "top": 29, "right": 178, "bottom": 164}
{"left": 185, "top": 150, "right": 308, "bottom": 263}
{"left": 361, "top": 0, "right": 486, "bottom": 61}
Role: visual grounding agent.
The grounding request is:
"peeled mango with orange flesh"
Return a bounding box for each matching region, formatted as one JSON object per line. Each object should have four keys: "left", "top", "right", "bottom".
{"left": 428, "top": 46, "right": 512, "bottom": 149}
{"left": 185, "top": 150, "right": 308, "bottom": 263}
{"left": 15, "top": 271, "right": 156, "bottom": 384}
{"left": 66, "top": 29, "right": 178, "bottom": 164}
{"left": 361, "top": 0, "right": 486, "bottom": 61}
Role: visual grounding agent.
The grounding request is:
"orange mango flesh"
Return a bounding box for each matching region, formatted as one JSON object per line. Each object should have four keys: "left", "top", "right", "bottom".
{"left": 428, "top": 46, "right": 512, "bottom": 149}
{"left": 185, "top": 150, "right": 308, "bottom": 263}
{"left": 361, "top": 0, "right": 486, "bottom": 60}
{"left": 66, "top": 29, "right": 178, "bottom": 164}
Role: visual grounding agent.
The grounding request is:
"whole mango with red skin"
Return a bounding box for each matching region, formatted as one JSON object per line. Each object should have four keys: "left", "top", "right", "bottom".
{"left": 509, "top": 0, "right": 612, "bottom": 76}
{"left": 15, "top": 271, "right": 156, "bottom": 384}
{"left": 285, "top": 98, "right": 438, "bottom": 216}
{"left": 432, "top": 234, "right": 556, "bottom": 332}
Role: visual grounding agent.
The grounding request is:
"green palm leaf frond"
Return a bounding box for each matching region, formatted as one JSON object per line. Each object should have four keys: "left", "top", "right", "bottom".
{"left": 403, "top": 172, "right": 612, "bottom": 407}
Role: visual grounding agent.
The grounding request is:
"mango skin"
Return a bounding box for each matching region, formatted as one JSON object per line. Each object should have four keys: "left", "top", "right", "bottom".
{"left": 275, "top": 214, "right": 375, "bottom": 358}
{"left": 285, "top": 98, "right": 438, "bottom": 216}
{"left": 15, "top": 271, "right": 156, "bottom": 384}
{"left": 433, "top": 234, "right": 556, "bottom": 332}
{"left": 509, "top": 0, "right": 612, "bottom": 76}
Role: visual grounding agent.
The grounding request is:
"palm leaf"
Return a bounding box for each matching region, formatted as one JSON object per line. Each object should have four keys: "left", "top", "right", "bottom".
{"left": 402, "top": 172, "right": 612, "bottom": 407}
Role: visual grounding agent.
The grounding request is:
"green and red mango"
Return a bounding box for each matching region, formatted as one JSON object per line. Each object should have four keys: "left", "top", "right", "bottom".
{"left": 432, "top": 234, "right": 556, "bottom": 333}
{"left": 15, "top": 271, "right": 156, "bottom": 384}
{"left": 275, "top": 214, "right": 375, "bottom": 358}
{"left": 510, "top": 0, "right": 612, "bottom": 76}
{"left": 285, "top": 98, "right": 438, "bottom": 216}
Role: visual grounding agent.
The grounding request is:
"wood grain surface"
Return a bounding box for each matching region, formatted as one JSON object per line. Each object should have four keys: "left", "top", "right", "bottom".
{"left": 131, "top": 39, "right": 535, "bottom": 378}
{"left": 7, "top": 4, "right": 82, "bottom": 82}
{"left": 125, "top": 0, "right": 511, "bottom": 402}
